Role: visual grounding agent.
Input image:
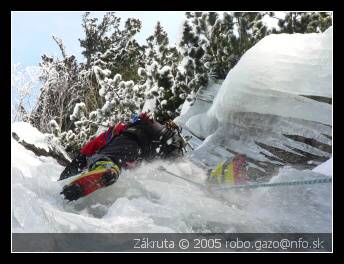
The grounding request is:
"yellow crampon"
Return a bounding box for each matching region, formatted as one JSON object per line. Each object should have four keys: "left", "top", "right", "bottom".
{"left": 68, "top": 160, "right": 120, "bottom": 185}
{"left": 207, "top": 155, "right": 247, "bottom": 186}
{"left": 61, "top": 160, "right": 121, "bottom": 201}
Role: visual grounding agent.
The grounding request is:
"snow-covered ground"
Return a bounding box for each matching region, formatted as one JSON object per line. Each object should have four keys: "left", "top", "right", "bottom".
{"left": 12, "top": 124, "right": 332, "bottom": 233}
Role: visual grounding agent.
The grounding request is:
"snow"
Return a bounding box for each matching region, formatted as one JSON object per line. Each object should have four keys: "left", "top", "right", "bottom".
{"left": 185, "top": 113, "right": 218, "bottom": 139}
{"left": 12, "top": 122, "right": 50, "bottom": 152}
{"left": 312, "top": 158, "right": 332, "bottom": 177}
{"left": 70, "top": 103, "right": 86, "bottom": 121}
{"left": 245, "top": 166, "right": 332, "bottom": 233}
{"left": 142, "top": 98, "right": 156, "bottom": 113}
{"left": 179, "top": 97, "right": 193, "bottom": 116}
{"left": 137, "top": 67, "right": 146, "bottom": 77}
{"left": 208, "top": 27, "right": 332, "bottom": 125}
{"left": 261, "top": 12, "right": 286, "bottom": 30}
{"left": 157, "top": 66, "right": 171, "bottom": 76}
{"left": 12, "top": 122, "right": 331, "bottom": 233}
{"left": 12, "top": 122, "right": 72, "bottom": 165}
{"left": 176, "top": 79, "right": 222, "bottom": 136}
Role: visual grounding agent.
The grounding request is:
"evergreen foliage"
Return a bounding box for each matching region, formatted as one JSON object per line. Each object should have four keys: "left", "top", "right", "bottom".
{"left": 138, "top": 22, "right": 182, "bottom": 122}
{"left": 276, "top": 12, "right": 332, "bottom": 34}
{"left": 24, "top": 11, "right": 332, "bottom": 155}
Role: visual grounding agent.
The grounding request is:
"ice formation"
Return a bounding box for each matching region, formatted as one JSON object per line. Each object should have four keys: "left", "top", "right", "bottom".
{"left": 208, "top": 27, "right": 332, "bottom": 125}
{"left": 178, "top": 28, "right": 332, "bottom": 174}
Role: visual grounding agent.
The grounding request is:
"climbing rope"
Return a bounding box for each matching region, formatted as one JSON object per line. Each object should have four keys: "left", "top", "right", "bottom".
{"left": 158, "top": 166, "right": 206, "bottom": 188}
{"left": 157, "top": 166, "right": 332, "bottom": 192}
{"left": 212, "top": 177, "right": 332, "bottom": 191}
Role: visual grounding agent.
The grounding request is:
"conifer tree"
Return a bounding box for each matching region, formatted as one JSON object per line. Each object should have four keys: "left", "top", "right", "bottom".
{"left": 79, "top": 12, "right": 121, "bottom": 68}
{"left": 277, "top": 12, "right": 332, "bottom": 34}
{"left": 138, "top": 22, "right": 182, "bottom": 122}
{"left": 178, "top": 12, "right": 269, "bottom": 88}
{"left": 93, "top": 66, "right": 144, "bottom": 125}
{"left": 82, "top": 13, "right": 145, "bottom": 82}
{"left": 178, "top": 17, "right": 208, "bottom": 101}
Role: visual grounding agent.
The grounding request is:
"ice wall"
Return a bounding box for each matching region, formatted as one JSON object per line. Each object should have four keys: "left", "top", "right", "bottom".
{"left": 178, "top": 28, "right": 333, "bottom": 175}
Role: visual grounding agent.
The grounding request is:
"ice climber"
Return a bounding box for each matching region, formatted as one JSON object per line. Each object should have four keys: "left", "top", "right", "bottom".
{"left": 59, "top": 112, "right": 187, "bottom": 201}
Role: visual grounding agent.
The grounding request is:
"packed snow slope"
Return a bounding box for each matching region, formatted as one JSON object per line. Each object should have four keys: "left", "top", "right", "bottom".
{"left": 177, "top": 27, "right": 332, "bottom": 177}
{"left": 12, "top": 122, "right": 331, "bottom": 233}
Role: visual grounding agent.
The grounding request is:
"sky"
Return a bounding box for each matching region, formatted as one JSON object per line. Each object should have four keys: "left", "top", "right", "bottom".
{"left": 11, "top": 11, "right": 186, "bottom": 67}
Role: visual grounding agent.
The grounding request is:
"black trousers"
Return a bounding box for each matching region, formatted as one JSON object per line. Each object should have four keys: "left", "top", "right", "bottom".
{"left": 87, "top": 133, "right": 142, "bottom": 168}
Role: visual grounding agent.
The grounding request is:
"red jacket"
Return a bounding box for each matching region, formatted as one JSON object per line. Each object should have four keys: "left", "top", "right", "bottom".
{"left": 80, "top": 112, "right": 153, "bottom": 157}
{"left": 80, "top": 122, "right": 128, "bottom": 157}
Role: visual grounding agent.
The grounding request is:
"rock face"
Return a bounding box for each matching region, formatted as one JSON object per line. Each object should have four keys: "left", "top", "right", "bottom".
{"left": 11, "top": 122, "right": 71, "bottom": 167}
{"left": 177, "top": 28, "right": 332, "bottom": 180}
